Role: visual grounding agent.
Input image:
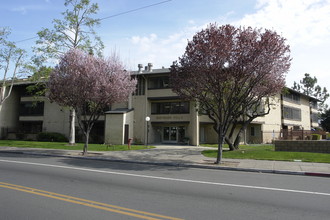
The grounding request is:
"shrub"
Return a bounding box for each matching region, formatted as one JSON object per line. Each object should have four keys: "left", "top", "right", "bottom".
{"left": 311, "top": 134, "right": 321, "bottom": 140}
{"left": 16, "top": 133, "right": 25, "bottom": 140}
{"left": 133, "top": 138, "right": 143, "bottom": 145}
{"left": 37, "top": 132, "right": 68, "bottom": 142}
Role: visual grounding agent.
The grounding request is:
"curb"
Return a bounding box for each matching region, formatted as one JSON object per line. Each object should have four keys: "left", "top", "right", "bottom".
{"left": 1, "top": 150, "right": 330, "bottom": 178}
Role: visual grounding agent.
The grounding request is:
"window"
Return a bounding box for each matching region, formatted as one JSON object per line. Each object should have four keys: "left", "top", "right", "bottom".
{"left": 134, "top": 76, "right": 145, "bottom": 95}
{"left": 283, "top": 92, "right": 300, "bottom": 104}
{"left": 310, "top": 101, "right": 318, "bottom": 110}
{"left": 148, "top": 76, "right": 170, "bottom": 89}
{"left": 250, "top": 127, "right": 255, "bottom": 136}
{"left": 151, "top": 102, "right": 189, "bottom": 114}
{"left": 311, "top": 113, "right": 319, "bottom": 123}
{"left": 19, "top": 102, "right": 44, "bottom": 116}
{"left": 282, "top": 106, "right": 301, "bottom": 121}
{"left": 18, "top": 121, "right": 43, "bottom": 133}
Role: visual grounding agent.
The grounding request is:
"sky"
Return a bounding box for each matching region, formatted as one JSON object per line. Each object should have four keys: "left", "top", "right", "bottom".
{"left": 1, "top": 0, "right": 330, "bottom": 93}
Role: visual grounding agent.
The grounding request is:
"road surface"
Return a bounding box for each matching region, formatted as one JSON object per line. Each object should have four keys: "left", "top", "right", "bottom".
{"left": 1, "top": 152, "right": 330, "bottom": 220}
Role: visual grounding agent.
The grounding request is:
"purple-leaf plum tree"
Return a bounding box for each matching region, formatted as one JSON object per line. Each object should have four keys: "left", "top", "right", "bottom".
{"left": 170, "top": 24, "right": 291, "bottom": 164}
{"left": 48, "top": 49, "right": 136, "bottom": 154}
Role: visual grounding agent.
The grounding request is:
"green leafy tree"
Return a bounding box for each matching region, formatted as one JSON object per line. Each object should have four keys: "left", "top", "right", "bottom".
{"left": 0, "top": 28, "right": 27, "bottom": 137}
{"left": 34, "top": 0, "right": 104, "bottom": 145}
{"left": 1, "top": 28, "right": 26, "bottom": 111}
{"left": 26, "top": 66, "right": 53, "bottom": 97}
{"left": 320, "top": 108, "right": 330, "bottom": 132}
{"left": 292, "top": 73, "right": 329, "bottom": 112}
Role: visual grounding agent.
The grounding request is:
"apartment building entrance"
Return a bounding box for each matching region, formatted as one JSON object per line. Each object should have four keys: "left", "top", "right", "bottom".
{"left": 163, "top": 126, "right": 185, "bottom": 144}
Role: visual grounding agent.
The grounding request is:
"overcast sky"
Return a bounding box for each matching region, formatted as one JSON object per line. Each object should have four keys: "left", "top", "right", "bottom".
{"left": 1, "top": 0, "right": 330, "bottom": 93}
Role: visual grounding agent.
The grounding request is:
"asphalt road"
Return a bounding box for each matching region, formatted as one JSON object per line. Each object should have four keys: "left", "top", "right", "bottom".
{"left": 1, "top": 152, "right": 330, "bottom": 220}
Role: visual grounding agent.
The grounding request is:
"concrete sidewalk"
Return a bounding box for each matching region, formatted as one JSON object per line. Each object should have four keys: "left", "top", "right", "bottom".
{"left": 1, "top": 145, "right": 330, "bottom": 177}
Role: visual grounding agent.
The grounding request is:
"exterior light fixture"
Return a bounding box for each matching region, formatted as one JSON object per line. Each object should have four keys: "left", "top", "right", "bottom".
{"left": 145, "top": 116, "right": 150, "bottom": 148}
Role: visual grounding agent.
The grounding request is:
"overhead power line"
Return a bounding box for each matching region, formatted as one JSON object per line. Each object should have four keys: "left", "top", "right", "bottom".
{"left": 15, "top": 36, "right": 38, "bottom": 43}
{"left": 98, "top": 0, "right": 172, "bottom": 21}
{"left": 15, "top": 0, "right": 172, "bottom": 43}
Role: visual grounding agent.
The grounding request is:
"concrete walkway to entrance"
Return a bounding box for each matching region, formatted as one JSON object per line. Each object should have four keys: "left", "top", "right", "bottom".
{"left": 1, "top": 145, "right": 330, "bottom": 177}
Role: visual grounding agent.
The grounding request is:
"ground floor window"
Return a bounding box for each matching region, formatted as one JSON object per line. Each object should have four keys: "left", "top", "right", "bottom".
{"left": 18, "top": 121, "right": 43, "bottom": 134}
{"left": 250, "top": 127, "right": 255, "bottom": 136}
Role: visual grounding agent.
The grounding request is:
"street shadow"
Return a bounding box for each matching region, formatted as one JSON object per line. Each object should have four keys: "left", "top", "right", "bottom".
{"left": 57, "top": 157, "right": 190, "bottom": 172}
{"left": 0, "top": 148, "right": 197, "bottom": 172}
{"left": 0, "top": 151, "right": 49, "bottom": 159}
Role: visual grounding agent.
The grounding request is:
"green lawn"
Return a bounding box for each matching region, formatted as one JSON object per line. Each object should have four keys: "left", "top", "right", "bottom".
{"left": 201, "top": 144, "right": 330, "bottom": 163}
{"left": 0, "top": 140, "right": 152, "bottom": 151}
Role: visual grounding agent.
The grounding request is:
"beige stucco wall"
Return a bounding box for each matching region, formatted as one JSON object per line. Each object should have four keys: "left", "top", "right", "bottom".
{"left": 147, "top": 88, "right": 177, "bottom": 98}
{"left": 43, "top": 102, "right": 70, "bottom": 135}
{"left": 0, "top": 87, "right": 20, "bottom": 138}
{"left": 131, "top": 96, "right": 147, "bottom": 144}
{"left": 300, "top": 97, "right": 312, "bottom": 130}
{"left": 104, "top": 113, "right": 124, "bottom": 145}
{"left": 199, "top": 114, "right": 214, "bottom": 123}
{"left": 258, "top": 95, "right": 282, "bottom": 142}
{"left": 112, "top": 101, "right": 128, "bottom": 110}
{"left": 200, "top": 124, "right": 218, "bottom": 143}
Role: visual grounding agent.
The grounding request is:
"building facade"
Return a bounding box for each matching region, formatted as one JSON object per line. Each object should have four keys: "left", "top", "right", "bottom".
{"left": 0, "top": 64, "right": 320, "bottom": 145}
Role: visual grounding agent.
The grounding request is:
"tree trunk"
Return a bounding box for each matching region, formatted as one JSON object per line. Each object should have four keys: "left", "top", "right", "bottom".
{"left": 0, "top": 86, "right": 6, "bottom": 104}
{"left": 0, "top": 104, "right": 3, "bottom": 139}
{"left": 225, "top": 122, "right": 238, "bottom": 151}
{"left": 83, "top": 130, "right": 90, "bottom": 155}
{"left": 233, "top": 131, "right": 241, "bottom": 149}
{"left": 216, "top": 130, "right": 224, "bottom": 164}
{"left": 225, "top": 137, "right": 235, "bottom": 151}
{"left": 231, "top": 121, "right": 252, "bottom": 150}
{"left": 69, "top": 109, "right": 76, "bottom": 145}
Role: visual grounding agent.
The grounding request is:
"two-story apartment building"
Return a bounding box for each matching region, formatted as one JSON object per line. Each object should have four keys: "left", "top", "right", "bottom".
{"left": 0, "top": 64, "right": 320, "bottom": 146}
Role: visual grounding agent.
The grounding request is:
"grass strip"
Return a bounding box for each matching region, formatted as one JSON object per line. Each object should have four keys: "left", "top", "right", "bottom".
{"left": 201, "top": 144, "right": 330, "bottom": 163}
{"left": 0, "top": 140, "right": 152, "bottom": 151}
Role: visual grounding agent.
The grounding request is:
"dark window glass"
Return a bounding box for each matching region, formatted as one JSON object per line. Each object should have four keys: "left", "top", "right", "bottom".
{"left": 148, "top": 76, "right": 170, "bottom": 89}
{"left": 250, "top": 127, "right": 255, "bottom": 136}
{"left": 311, "top": 101, "right": 318, "bottom": 109}
{"left": 18, "top": 121, "right": 43, "bottom": 133}
{"left": 19, "top": 102, "right": 44, "bottom": 116}
{"left": 134, "top": 76, "right": 145, "bottom": 95}
{"left": 151, "top": 102, "right": 189, "bottom": 114}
